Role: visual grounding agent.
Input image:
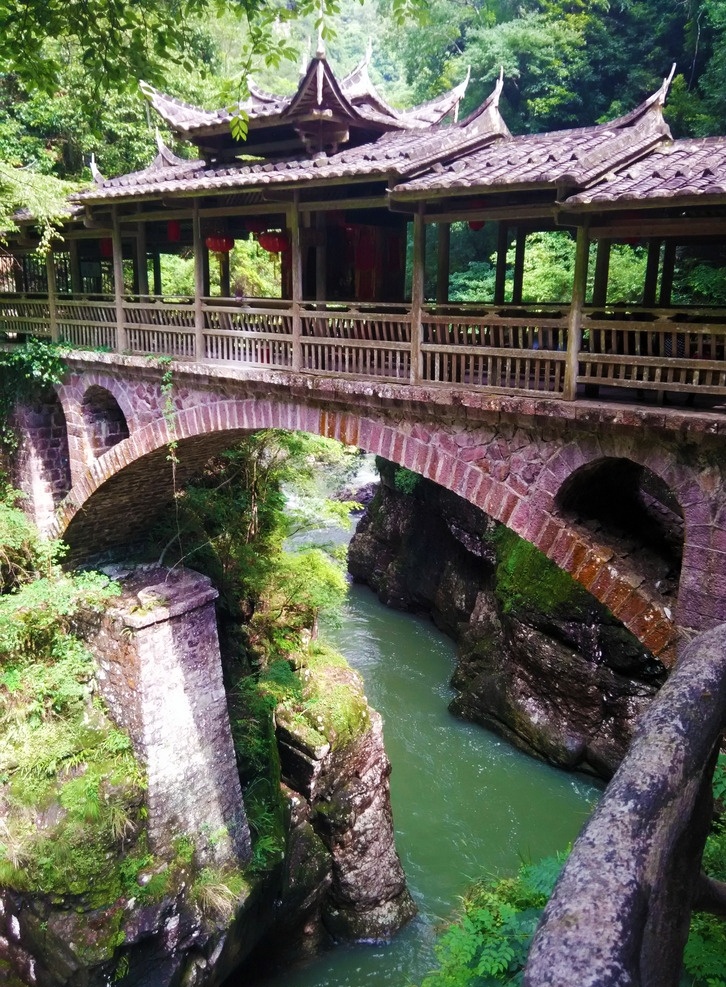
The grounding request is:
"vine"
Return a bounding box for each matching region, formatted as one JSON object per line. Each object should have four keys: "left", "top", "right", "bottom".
{"left": 0, "top": 338, "right": 67, "bottom": 454}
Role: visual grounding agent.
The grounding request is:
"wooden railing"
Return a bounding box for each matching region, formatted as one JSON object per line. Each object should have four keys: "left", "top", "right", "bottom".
{"left": 1, "top": 293, "right": 725, "bottom": 404}
{"left": 205, "top": 299, "right": 293, "bottom": 368}
{"left": 0, "top": 296, "right": 52, "bottom": 337}
{"left": 579, "top": 306, "right": 726, "bottom": 394}
{"left": 422, "top": 304, "right": 567, "bottom": 393}
{"left": 300, "top": 303, "right": 411, "bottom": 379}
{"left": 56, "top": 298, "right": 117, "bottom": 350}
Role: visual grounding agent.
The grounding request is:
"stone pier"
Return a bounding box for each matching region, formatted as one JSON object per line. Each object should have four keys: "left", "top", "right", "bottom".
{"left": 90, "top": 565, "right": 251, "bottom": 867}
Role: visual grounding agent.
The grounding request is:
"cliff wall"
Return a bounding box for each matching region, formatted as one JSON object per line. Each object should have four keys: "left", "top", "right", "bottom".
{"left": 348, "top": 461, "right": 667, "bottom": 779}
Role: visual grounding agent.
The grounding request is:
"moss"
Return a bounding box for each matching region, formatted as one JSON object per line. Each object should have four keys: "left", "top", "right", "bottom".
{"left": 492, "top": 526, "right": 591, "bottom": 620}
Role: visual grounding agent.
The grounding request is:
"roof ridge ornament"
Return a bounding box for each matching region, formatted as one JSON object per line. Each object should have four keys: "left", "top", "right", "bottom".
{"left": 89, "top": 153, "right": 104, "bottom": 186}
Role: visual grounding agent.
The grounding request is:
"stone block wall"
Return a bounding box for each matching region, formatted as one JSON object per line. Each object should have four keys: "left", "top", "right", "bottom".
{"left": 90, "top": 565, "right": 251, "bottom": 868}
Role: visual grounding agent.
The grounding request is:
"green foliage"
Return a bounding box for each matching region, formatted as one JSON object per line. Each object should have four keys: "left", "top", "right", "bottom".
{"left": 713, "top": 754, "right": 726, "bottom": 804}
{"left": 0, "top": 485, "right": 148, "bottom": 908}
{"left": 0, "top": 339, "right": 67, "bottom": 453}
{"left": 686, "top": 810, "right": 726, "bottom": 986}
{"left": 419, "top": 853, "right": 566, "bottom": 987}
{"left": 493, "top": 526, "right": 589, "bottom": 620}
{"left": 149, "top": 431, "right": 352, "bottom": 663}
{"left": 191, "top": 866, "right": 248, "bottom": 919}
{"left": 393, "top": 466, "right": 422, "bottom": 495}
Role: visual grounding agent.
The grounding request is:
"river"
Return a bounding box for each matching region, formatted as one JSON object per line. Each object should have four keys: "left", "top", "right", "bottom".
{"left": 236, "top": 575, "right": 600, "bottom": 987}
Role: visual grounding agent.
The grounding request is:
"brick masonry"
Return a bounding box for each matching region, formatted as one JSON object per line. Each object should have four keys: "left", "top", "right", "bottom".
{"left": 15, "top": 352, "right": 726, "bottom": 664}
{"left": 89, "top": 565, "right": 251, "bottom": 867}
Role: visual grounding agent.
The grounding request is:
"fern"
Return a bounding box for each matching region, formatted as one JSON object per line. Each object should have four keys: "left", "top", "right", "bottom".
{"left": 420, "top": 855, "right": 567, "bottom": 987}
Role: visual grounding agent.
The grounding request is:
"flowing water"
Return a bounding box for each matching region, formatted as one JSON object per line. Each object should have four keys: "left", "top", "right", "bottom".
{"left": 235, "top": 578, "right": 600, "bottom": 987}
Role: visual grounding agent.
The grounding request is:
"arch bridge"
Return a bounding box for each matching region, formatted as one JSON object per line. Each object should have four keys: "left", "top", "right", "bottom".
{"left": 15, "top": 351, "right": 726, "bottom": 666}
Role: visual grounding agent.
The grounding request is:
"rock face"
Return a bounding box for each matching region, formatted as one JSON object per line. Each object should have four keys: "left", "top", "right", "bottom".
{"left": 349, "top": 461, "right": 666, "bottom": 779}
{"left": 1, "top": 566, "right": 413, "bottom": 986}
{"left": 277, "top": 689, "right": 416, "bottom": 944}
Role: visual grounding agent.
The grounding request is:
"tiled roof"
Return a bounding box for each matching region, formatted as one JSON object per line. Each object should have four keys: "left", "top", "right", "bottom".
{"left": 74, "top": 85, "right": 507, "bottom": 204}
{"left": 564, "top": 137, "right": 726, "bottom": 206}
{"left": 392, "top": 91, "right": 671, "bottom": 197}
{"left": 138, "top": 81, "right": 288, "bottom": 135}
{"left": 140, "top": 52, "right": 471, "bottom": 144}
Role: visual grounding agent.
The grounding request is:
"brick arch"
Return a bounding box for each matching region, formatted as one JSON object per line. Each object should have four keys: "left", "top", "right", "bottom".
{"left": 56, "top": 373, "right": 141, "bottom": 483}
{"left": 81, "top": 386, "right": 130, "bottom": 459}
{"left": 49, "top": 396, "right": 679, "bottom": 665}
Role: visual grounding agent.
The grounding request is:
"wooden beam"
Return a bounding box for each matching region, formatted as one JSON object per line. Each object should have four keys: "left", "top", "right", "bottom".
{"left": 494, "top": 221, "right": 509, "bottom": 304}
{"left": 193, "top": 200, "right": 205, "bottom": 361}
{"left": 111, "top": 206, "right": 126, "bottom": 353}
{"left": 410, "top": 205, "right": 426, "bottom": 383}
{"left": 589, "top": 219, "right": 726, "bottom": 240}
{"left": 422, "top": 204, "right": 556, "bottom": 224}
{"left": 564, "top": 223, "right": 589, "bottom": 401}
{"left": 117, "top": 202, "right": 287, "bottom": 225}
{"left": 592, "top": 239, "right": 611, "bottom": 307}
{"left": 436, "top": 222, "right": 450, "bottom": 305}
{"left": 288, "top": 191, "right": 303, "bottom": 372}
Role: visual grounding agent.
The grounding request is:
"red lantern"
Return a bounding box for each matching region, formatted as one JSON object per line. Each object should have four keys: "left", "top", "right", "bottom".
{"left": 167, "top": 220, "right": 181, "bottom": 243}
{"left": 467, "top": 197, "right": 487, "bottom": 231}
{"left": 205, "top": 234, "right": 234, "bottom": 253}
{"left": 258, "top": 231, "right": 289, "bottom": 253}
{"left": 99, "top": 237, "right": 113, "bottom": 258}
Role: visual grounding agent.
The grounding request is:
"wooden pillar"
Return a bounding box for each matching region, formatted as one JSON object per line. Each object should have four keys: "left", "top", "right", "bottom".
{"left": 592, "top": 239, "right": 611, "bottom": 307}
{"left": 45, "top": 250, "right": 59, "bottom": 342}
{"left": 69, "top": 239, "right": 82, "bottom": 295}
{"left": 659, "top": 241, "right": 677, "bottom": 306}
{"left": 643, "top": 239, "right": 661, "bottom": 307}
{"left": 152, "top": 251, "right": 162, "bottom": 296}
{"left": 202, "top": 242, "right": 210, "bottom": 298}
{"left": 564, "top": 223, "right": 590, "bottom": 401}
{"left": 315, "top": 212, "right": 327, "bottom": 302}
{"left": 289, "top": 192, "right": 303, "bottom": 372}
{"left": 220, "top": 252, "right": 231, "bottom": 298}
{"left": 136, "top": 223, "right": 149, "bottom": 297}
{"left": 111, "top": 206, "right": 126, "bottom": 353}
{"left": 512, "top": 227, "right": 526, "bottom": 305}
{"left": 436, "top": 222, "right": 450, "bottom": 305}
{"left": 494, "top": 221, "right": 509, "bottom": 304}
{"left": 410, "top": 203, "right": 425, "bottom": 383}
{"left": 193, "top": 200, "right": 205, "bottom": 361}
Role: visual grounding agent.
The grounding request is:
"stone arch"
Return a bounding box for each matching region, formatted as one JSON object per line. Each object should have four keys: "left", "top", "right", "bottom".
{"left": 50, "top": 397, "right": 679, "bottom": 664}
{"left": 81, "top": 385, "right": 130, "bottom": 458}
{"left": 555, "top": 456, "right": 684, "bottom": 592}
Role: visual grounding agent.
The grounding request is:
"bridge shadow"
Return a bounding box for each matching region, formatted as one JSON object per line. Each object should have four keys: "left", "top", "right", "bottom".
{"left": 556, "top": 458, "right": 683, "bottom": 609}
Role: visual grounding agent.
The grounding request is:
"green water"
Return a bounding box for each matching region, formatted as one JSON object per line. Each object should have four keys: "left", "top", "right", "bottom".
{"left": 237, "top": 581, "right": 600, "bottom": 987}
